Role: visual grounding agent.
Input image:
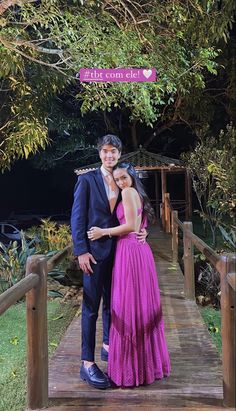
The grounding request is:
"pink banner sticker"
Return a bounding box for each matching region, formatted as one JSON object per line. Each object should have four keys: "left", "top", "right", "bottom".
{"left": 79, "top": 68, "right": 157, "bottom": 82}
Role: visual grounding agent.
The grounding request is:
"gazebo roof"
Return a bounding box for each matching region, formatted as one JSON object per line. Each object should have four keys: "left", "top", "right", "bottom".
{"left": 75, "top": 146, "right": 184, "bottom": 175}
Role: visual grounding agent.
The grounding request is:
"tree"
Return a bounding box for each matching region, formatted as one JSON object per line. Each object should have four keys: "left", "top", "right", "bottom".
{"left": 207, "top": 125, "right": 236, "bottom": 219}
{"left": 182, "top": 124, "right": 236, "bottom": 245}
{"left": 0, "top": 0, "right": 235, "bottom": 171}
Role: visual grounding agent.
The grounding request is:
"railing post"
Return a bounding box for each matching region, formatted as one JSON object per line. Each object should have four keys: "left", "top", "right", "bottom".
{"left": 164, "top": 193, "right": 171, "bottom": 233}
{"left": 26, "top": 255, "right": 48, "bottom": 410}
{"left": 219, "top": 254, "right": 236, "bottom": 408}
{"left": 183, "top": 222, "right": 195, "bottom": 300}
{"left": 172, "top": 210, "right": 178, "bottom": 263}
{"left": 161, "top": 202, "right": 165, "bottom": 231}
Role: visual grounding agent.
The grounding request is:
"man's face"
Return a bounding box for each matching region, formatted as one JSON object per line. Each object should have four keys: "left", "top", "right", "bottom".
{"left": 99, "top": 144, "right": 121, "bottom": 170}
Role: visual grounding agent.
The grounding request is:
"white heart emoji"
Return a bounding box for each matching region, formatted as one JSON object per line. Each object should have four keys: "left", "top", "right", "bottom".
{"left": 143, "top": 69, "right": 152, "bottom": 79}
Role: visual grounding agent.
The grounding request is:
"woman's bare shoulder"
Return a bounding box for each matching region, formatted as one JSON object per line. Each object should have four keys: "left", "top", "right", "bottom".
{"left": 121, "top": 187, "right": 139, "bottom": 199}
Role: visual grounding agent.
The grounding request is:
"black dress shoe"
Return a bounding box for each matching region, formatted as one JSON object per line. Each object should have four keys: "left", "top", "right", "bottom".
{"left": 80, "top": 363, "right": 110, "bottom": 389}
{"left": 101, "top": 346, "right": 108, "bottom": 362}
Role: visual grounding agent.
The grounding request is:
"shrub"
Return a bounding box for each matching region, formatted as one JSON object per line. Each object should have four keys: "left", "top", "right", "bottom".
{"left": 27, "top": 219, "right": 72, "bottom": 253}
{"left": 197, "top": 262, "right": 221, "bottom": 308}
{"left": 0, "top": 232, "right": 37, "bottom": 291}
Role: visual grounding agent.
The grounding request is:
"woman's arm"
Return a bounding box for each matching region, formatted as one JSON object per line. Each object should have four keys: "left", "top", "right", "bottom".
{"left": 88, "top": 188, "right": 138, "bottom": 240}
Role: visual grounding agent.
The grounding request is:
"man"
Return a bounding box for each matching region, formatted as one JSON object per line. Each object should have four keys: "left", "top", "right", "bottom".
{"left": 71, "top": 134, "right": 146, "bottom": 389}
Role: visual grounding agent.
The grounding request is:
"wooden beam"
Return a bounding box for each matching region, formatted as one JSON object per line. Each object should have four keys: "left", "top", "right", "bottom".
{"left": 0, "top": 274, "right": 39, "bottom": 315}
{"left": 184, "top": 170, "right": 189, "bottom": 220}
{"left": 164, "top": 193, "right": 171, "bottom": 233}
{"left": 161, "top": 169, "right": 167, "bottom": 228}
{"left": 185, "top": 169, "right": 192, "bottom": 220}
{"left": 154, "top": 171, "right": 159, "bottom": 218}
{"left": 172, "top": 210, "right": 178, "bottom": 263}
{"left": 47, "top": 245, "right": 71, "bottom": 272}
{"left": 219, "top": 254, "right": 236, "bottom": 408}
{"left": 183, "top": 222, "right": 195, "bottom": 300}
{"left": 161, "top": 168, "right": 167, "bottom": 203}
{"left": 26, "top": 255, "right": 48, "bottom": 410}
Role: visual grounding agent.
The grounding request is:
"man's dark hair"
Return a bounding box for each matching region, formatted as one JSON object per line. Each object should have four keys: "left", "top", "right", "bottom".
{"left": 97, "top": 134, "right": 122, "bottom": 152}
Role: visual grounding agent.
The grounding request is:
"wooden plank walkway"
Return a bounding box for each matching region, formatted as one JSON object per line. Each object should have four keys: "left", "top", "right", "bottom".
{"left": 46, "top": 225, "right": 232, "bottom": 410}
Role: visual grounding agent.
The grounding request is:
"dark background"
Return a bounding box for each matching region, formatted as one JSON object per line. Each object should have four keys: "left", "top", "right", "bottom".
{"left": 0, "top": 155, "right": 188, "bottom": 221}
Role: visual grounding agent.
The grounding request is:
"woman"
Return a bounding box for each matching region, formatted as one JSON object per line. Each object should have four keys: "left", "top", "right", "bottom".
{"left": 87, "top": 162, "right": 171, "bottom": 387}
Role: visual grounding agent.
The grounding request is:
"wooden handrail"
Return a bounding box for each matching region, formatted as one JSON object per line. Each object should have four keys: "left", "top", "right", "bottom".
{"left": 47, "top": 244, "right": 72, "bottom": 272}
{"left": 0, "top": 273, "right": 39, "bottom": 315}
{"left": 174, "top": 215, "right": 184, "bottom": 231}
{"left": 184, "top": 227, "right": 221, "bottom": 270}
{"left": 166, "top": 191, "right": 236, "bottom": 408}
{"left": 167, "top": 193, "right": 222, "bottom": 272}
{"left": 0, "top": 245, "right": 72, "bottom": 410}
{"left": 227, "top": 273, "right": 236, "bottom": 291}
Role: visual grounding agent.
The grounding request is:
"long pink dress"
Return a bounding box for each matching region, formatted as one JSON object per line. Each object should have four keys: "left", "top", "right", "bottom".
{"left": 108, "top": 202, "right": 171, "bottom": 387}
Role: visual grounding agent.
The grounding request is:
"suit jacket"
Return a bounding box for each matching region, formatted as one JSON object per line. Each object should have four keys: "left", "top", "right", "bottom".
{"left": 71, "top": 168, "right": 120, "bottom": 260}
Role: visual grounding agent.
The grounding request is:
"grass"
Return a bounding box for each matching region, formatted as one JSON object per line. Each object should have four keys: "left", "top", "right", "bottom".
{"left": 200, "top": 306, "right": 222, "bottom": 354}
{"left": 0, "top": 300, "right": 77, "bottom": 411}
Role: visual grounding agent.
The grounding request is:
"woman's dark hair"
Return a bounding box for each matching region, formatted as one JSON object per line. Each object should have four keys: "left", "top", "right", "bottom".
{"left": 113, "top": 162, "right": 155, "bottom": 223}
{"left": 97, "top": 134, "right": 122, "bottom": 152}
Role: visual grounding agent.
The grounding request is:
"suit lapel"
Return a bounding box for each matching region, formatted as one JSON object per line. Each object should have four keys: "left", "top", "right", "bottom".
{"left": 112, "top": 191, "right": 121, "bottom": 215}
{"left": 94, "top": 169, "right": 111, "bottom": 213}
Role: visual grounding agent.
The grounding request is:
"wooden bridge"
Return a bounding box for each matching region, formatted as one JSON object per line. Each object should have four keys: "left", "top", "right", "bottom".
{"left": 0, "top": 194, "right": 235, "bottom": 410}
{"left": 45, "top": 225, "right": 232, "bottom": 411}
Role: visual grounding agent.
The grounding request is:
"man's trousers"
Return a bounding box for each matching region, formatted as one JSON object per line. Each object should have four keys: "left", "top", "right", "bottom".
{"left": 81, "top": 256, "right": 114, "bottom": 361}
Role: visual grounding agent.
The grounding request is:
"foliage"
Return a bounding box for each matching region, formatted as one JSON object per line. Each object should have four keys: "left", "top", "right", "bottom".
{"left": 218, "top": 225, "right": 236, "bottom": 252}
{"left": 27, "top": 218, "right": 72, "bottom": 253}
{"left": 197, "top": 262, "right": 221, "bottom": 308}
{"left": 0, "top": 0, "right": 235, "bottom": 170}
{"left": 182, "top": 124, "right": 236, "bottom": 244}
{"left": 0, "top": 219, "right": 72, "bottom": 292}
{"left": 206, "top": 125, "right": 236, "bottom": 217}
{"left": 28, "top": 219, "right": 74, "bottom": 285}
{"left": 27, "top": 218, "right": 74, "bottom": 285}
{"left": 0, "top": 233, "right": 37, "bottom": 291}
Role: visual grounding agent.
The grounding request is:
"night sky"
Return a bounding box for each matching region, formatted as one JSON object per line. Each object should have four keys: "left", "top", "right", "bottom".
{"left": 0, "top": 123, "right": 197, "bottom": 221}
{"left": 0, "top": 159, "right": 77, "bottom": 219}
{"left": 0, "top": 155, "right": 188, "bottom": 221}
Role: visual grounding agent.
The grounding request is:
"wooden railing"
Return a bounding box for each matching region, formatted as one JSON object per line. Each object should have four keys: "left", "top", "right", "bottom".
{"left": 161, "top": 193, "right": 236, "bottom": 408}
{"left": 0, "top": 204, "right": 235, "bottom": 409}
{"left": 0, "top": 245, "right": 71, "bottom": 410}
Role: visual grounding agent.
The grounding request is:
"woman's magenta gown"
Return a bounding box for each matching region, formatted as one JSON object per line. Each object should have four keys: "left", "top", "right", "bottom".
{"left": 108, "top": 202, "right": 171, "bottom": 387}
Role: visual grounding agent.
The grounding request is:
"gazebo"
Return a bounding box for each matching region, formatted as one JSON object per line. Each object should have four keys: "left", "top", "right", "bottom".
{"left": 75, "top": 146, "right": 192, "bottom": 220}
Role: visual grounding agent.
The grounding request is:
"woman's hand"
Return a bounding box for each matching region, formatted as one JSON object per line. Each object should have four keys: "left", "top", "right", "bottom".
{"left": 135, "top": 228, "right": 148, "bottom": 243}
{"left": 87, "top": 226, "right": 104, "bottom": 241}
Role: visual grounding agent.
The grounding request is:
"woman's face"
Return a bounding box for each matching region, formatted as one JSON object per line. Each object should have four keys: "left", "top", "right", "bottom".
{"left": 113, "top": 168, "right": 133, "bottom": 190}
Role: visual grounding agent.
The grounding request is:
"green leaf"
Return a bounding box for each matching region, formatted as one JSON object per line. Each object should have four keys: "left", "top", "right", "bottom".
{"left": 11, "top": 368, "right": 17, "bottom": 378}
{"left": 50, "top": 342, "right": 58, "bottom": 348}
{"left": 10, "top": 336, "right": 19, "bottom": 345}
{"left": 48, "top": 290, "right": 64, "bottom": 298}
{"left": 52, "top": 314, "right": 64, "bottom": 321}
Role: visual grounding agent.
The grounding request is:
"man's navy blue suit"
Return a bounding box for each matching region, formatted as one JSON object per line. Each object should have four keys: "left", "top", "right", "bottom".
{"left": 71, "top": 168, "right": 120, "bottom": 361}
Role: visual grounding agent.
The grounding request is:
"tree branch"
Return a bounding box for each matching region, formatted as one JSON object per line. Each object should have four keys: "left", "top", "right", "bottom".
{"left": 0, "top": 36, "right": 74, "bottom": 77}
{"left": 0, "top": 0, "right": 36, "bottom": 16}
{"left": 0, "top": 36, "right": 64, "bottom": 56}
{"left": 143, "top": 120, "right": 177, "bottom": 148}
